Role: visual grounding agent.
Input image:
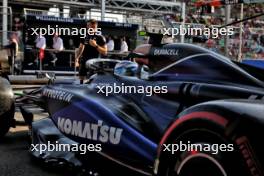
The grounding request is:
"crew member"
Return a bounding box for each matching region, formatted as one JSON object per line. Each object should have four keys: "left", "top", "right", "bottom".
{"left": 35, "top": 34, "right": 46, "bottom": 50}
{"left": 50, "top": 33, "right": 64, "bottom": 64}
{"left": 120, "top": 36, "right": 128, "bottom": 53}
{"left": 106, "top": 35, "right": 114, "bottom": 51}
{"left": 75, "top": 19, "right": 107, "bottom": 84}
{"left": 34, "top": 34, "right": 46, "bottom": 69}
{"left": 4, "top": 32, "right": 18, "bottom": 74}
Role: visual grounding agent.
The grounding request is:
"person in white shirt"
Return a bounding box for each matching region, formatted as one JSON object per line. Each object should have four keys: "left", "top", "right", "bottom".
{"left": 32, "top": 34, "right": 46, "bottom": 67}
{"left": 53, "top": 33, "right": 64, "bottom": 51}
{"left": 50, "top": 33, "right": 64, "bottom": 64}
{"left": 106, "top": 36, "right": 114, "bottom": 51}
{"left": 35, "top": 34, "right": 46, "bottom": 50}
{"left": 120, "top": 36, "right": 128, "bottom": 53}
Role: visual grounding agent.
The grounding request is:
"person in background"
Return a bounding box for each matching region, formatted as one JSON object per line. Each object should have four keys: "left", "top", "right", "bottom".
{"left": 120, "top": 36, "right": 128, "bottom": 53}
{"left": 53, "top": 33, "right": 64, "bottom": 51}
{"left": 50, "top": 33, "right": 64, "bottom": 64}
{"left": 106, "top": 35, "right": 114, "bottom": 51}
{"left": 4, "top": 32, "right": 18, "bottom": 74}
{"left": 35, "top": 34, "right": 46, "bottom": 50}
{"left": 252, "top": 39, "right": 264, "bottom": 59}
{"left": 33, "top": 34, "right": 46, "bottom": 67}
{"left": 68, "top": 38, "right": 75, "bottom": 50}
{"left": 75, "top": 19, "right": 107, "bottom": 84}
{"left": 206, "top": 38, "right": 217, "bottom": 52}
{"left": 260, "top": 35, "right": 264, "bottom": 47}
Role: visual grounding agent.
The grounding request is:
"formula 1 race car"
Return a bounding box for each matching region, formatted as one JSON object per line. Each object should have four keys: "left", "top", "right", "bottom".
{"left": 17, "top": 42, "right": 264, "bottom": 176}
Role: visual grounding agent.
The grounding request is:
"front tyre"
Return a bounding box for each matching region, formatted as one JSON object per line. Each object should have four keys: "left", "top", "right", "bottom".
{"left": 0, "top": 77, "right": 15, "bottom": 138}
{"left": 0, "top": 103, "right": 15, "bottom": 137}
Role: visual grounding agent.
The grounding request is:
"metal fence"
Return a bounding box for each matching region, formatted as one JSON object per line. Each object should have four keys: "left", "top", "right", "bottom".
{"left": 0, "top": 6, "right": 13, "bottom": 46}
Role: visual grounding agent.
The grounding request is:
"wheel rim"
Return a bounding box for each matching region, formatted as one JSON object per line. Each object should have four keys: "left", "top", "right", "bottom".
{"left": 173, "top": 153, "right": 227, "bottom": 176}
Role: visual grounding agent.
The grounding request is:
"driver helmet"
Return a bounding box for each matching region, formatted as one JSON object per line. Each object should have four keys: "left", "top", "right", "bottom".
{"left": 114, "top": 61, "right": 138, "bottom": 77}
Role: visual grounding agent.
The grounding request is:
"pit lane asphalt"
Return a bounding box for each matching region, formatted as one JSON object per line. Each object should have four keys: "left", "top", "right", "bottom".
{"left": 0, "top": 112, "right": 69, "bottom": 176}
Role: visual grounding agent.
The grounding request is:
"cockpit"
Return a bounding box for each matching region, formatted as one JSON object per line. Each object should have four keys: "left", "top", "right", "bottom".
{"left": 86, "top": 42, "right": 264, "bottom": 88}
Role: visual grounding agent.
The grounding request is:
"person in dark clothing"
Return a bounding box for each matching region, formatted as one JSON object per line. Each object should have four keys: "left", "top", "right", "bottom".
{"left": 75, "top": 19, "right": 107, "bottom": 84}
{"left": 4, "top": 33, "right": 19, "bottom": 74}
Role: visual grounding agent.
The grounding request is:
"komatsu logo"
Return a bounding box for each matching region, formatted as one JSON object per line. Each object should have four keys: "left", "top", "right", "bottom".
{"left": 57, "top": 117, "right": 123, "bottom": 145}
{"left": 42, "top": 89, "right": 74, "bottom": 102}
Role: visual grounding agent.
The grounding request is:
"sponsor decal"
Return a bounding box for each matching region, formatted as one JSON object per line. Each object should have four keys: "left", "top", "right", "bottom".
{"left": 224, "top": 0, "right": 240, "bottom": 4}
{"left": 115, "top": 23, "right": 132, "bottom": 28}
{"left": 57, "top": 117, "right": 123, "bottom": 145}
{"left": 42, "top": 88, "right": 74, "bottom": 102}
{"left": 153, "top": 49, "right": 179, "bottom": 56}
{"left": 35, "top": 16, "right": 74, "bottom": 23}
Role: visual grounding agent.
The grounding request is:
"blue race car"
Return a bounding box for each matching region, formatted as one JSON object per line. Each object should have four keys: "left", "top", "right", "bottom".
{"left": 18, "top": 43, "right": 264, "bottom": 176}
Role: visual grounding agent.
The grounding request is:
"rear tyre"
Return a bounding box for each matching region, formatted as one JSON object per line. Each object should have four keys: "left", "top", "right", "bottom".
{"left": 157, "top": 121, "right": 250, "bottom": 176}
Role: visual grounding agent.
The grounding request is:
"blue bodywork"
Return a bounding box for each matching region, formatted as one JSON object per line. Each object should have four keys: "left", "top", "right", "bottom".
{"left": 242, "top": 59, "right": 264, "bottom": 70}
{"left": 29, "top": 43, "right": 264, "bottom": 175}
